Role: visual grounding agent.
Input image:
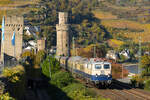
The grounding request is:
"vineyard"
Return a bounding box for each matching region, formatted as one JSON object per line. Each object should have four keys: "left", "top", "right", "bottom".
{"left": 0, "top": 0, "right": 37, "bottom": 7}
{"left": 93, "top": 10, "right": 150, "bottom": 43}
{"left": 101, "top": 19, "right": 144, "bottom": 31}
{"left": 92, "top": 10, "right": 118, "bottom": 20}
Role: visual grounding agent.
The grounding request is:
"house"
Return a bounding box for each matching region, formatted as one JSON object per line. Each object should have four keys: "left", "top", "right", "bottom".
{"left": 144, "top": 51, "right": 150, "bottom": 55}
{"left": 119, "top": 49, "right": 130, "bottom": 59}
{"left": 23, "top": 40, "right": 37, "bottom": 53}
{"left": 28, "top": 40, "right": 37, "bottom": 47}
{"left": 24, "top": 26, "right": 40, "bottom": 38}
{"left": 106, "top": 50, "right": 119, "bottom": 61}
{"left": 50, "top": 46, "right": 56, "bottom": 54}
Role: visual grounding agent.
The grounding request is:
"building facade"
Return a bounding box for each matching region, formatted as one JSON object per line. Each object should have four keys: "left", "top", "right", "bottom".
{"left": 37, "top": 39, "right": 45, "bottom": 51}
{"left": 56, "top": 12, "right": 70, "bottom": 56}
{"left": 1, "top": 16, "right": 23, "bottom": 62}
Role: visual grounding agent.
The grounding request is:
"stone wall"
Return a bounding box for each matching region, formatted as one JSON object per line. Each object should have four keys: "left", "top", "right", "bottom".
{"left": 37, "top": 39, "right": 45, "bottom": 51}
{"left": 1, "top": 16, "right": 23, "bottom": 63}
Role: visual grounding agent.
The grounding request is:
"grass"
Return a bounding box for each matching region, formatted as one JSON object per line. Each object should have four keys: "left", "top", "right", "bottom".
{"left": 92, "top": 10, "right": 117, "bottom": 20}
{"left": 108, "top": 39, "right": 124, "bottom": 48}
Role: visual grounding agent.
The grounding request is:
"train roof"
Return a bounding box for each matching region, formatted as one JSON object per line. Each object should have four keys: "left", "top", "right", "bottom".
{"left": 56, "top": 56, "right": 111, "bottom": 64}
{"left": 89, "top": 58, "right": 111, "bottom": 64}
{"left": 69, "top": 56, "right": 111, "bottom": 64}
{"left": 68, "top": 56, "right": 82, "bottom": 62}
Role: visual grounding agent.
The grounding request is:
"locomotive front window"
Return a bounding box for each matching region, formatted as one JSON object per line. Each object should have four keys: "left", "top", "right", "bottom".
{"left": 95, "top": 64, "right": 102, "bottom": 69}
{"left": 104, "top": 64, "right": 110, "bottom": 69}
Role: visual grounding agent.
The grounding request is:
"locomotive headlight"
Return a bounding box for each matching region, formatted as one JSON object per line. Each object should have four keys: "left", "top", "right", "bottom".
{"left": 108, "top": 74, "right": 112, "bottom": 77}
{"left": 96, "top": 74, "right": 98, "bottom": 77}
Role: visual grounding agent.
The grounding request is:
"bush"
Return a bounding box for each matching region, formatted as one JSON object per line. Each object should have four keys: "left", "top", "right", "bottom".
{"left": 50, "top": 71, "right": 73, "bottom": 88}
{"left": 131, "top": 75, "right": 144, "bottom": 88}
{"left": 63, "top": 83, "right": 109, "bottom": 100}
{"left": 2, "top": 65, "right": 26, "bottom": 100}
{"left": 48, "top": 70, "right": 109, "bottom": 100}
{"left": 0, "top": 93, "right": 15, "bottom": 100}
{"left": 41, "top": 56, "right": 60, "bottom": 78}
{"left": 0, "top": 81, "right": 5, "bottom": 95}
{"left": 63, "top": 83, "right": 85, "bottom": 95}
{"left": 144, "top": 79, "right": 150, "bottom": 91}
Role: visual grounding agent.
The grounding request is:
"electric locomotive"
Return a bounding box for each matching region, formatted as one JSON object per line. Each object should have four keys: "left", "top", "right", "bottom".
{"left": 55, "top": 56, "right": 112, "bottom": 87}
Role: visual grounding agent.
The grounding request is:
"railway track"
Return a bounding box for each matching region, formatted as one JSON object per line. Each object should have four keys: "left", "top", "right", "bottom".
{"left": 112, "top": 81, "right": 150, "bottom": 100}
{"left": 77, "top": 78, "right": 150, "bottom": 100}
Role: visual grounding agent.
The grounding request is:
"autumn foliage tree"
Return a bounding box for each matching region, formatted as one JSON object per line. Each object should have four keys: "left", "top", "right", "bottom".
{"left": 75, "top": 44, "right": 108, "bottom": 58}
{"left": 2, "top": 65, "right": 26, "bottom": 99}
{"left": 141, "top": 55, "right": 150, "bottom": 77}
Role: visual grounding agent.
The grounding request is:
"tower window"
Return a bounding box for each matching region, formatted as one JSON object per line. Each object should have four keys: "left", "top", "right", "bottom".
{"left": 18, "top": 28, "right": 20, "bottom": 31}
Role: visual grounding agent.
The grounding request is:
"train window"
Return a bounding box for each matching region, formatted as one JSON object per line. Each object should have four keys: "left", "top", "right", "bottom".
{"left": 95, "top": 64, "right": 102, "bottom": 69}
{"left": 104, "top": 64, "right": 110, "bottom": 69}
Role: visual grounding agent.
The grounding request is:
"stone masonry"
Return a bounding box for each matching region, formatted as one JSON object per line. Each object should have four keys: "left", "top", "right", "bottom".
{"left": 1, "top": 16, "right": 23, "bottom": 62}
{"left": 37, "top": 39, "right": 45, "bottom": 51}
{"left": 56, "top": 12, "right": 70, "bottom": 56}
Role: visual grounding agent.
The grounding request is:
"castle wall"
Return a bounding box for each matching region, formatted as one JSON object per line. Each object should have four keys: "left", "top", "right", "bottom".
{"left": 1, "top": 16, "right": 23, "bottom": 62}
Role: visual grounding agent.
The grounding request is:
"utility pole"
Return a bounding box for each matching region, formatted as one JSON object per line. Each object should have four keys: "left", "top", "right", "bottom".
{"left": 93, "top": 37, "right": 96, "bottom": 58}
{"left": 94, "top": 45, "right": 96, "bottom": 58}
{"left": 138, "top": 36, "right": 142, "bottom": 74}
{"left": 122, "top": 64, "right": 124, "bottom": 79}
{"left": 72, "top": 36, "right": 75, "bottom": 56}
{"left": 48, "top": 55, "right": 52, "bottom": 79}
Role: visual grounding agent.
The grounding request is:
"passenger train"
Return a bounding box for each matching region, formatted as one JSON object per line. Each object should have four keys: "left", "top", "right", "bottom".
{"left": 55, "top": 56, "right": 112, "bottom": 87}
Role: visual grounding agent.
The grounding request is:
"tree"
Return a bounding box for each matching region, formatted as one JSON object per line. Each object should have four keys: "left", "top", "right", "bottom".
{"left": 26, "top": 0, "right": 111, "bottom": 48}
{"left": 41, "top": 56, "right": 60, "bottom": 78}
{"left": 141, "top": 55, "right": 150, "bottom": 77}
{"left": 96, "top": 44, "right": 107, "bottom": 58}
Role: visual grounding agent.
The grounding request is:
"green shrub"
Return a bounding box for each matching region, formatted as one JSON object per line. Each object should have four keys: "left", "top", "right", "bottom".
{"left": 0, "top": 81, "right": 5, "bottom": 95}
{"left": 41, "top": 56, "right": 60, "bottom": 78}
{"left": 63, "top": 83, "right": 85, "bottom": 95}
{"left": 131, "top": 75, "right": 145, "bottom": 88}
{"left": 63, "top": 83, "right": 109, "bottom": 100}
{"left": 0, "top": 93, "right": 15, "bottom": 100}
{"left": 144, "top": 79, "right": 150, "bottom": 91}
{"left": 50, "top": 71, "right": 73, "bottom": 88}
{"left": 63, "top": 83, "right": 90, "bottom": 100}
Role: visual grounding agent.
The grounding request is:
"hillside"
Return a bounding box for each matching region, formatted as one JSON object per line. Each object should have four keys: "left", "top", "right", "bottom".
{"left": 0, "top": 0, "right": 38, "bottom": 7}
{"left": 0, "top": 0, "right": 39, "bottom": 23}
{"left": 1, "top": 0, "right": 150, "bottom": 49}
{"left": 92, "top": 0, "right": 150, "bottom": 44}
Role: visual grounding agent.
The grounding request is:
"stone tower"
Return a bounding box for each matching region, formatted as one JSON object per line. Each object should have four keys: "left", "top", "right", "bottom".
{"left": 1, "top": 16, "right": 23, "bottom": 62}
{"left": 37, "top": 39, "right": 45, "bottom": 51}
{"left": 56, "top": 12, "right": 70, "bottom": 56}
